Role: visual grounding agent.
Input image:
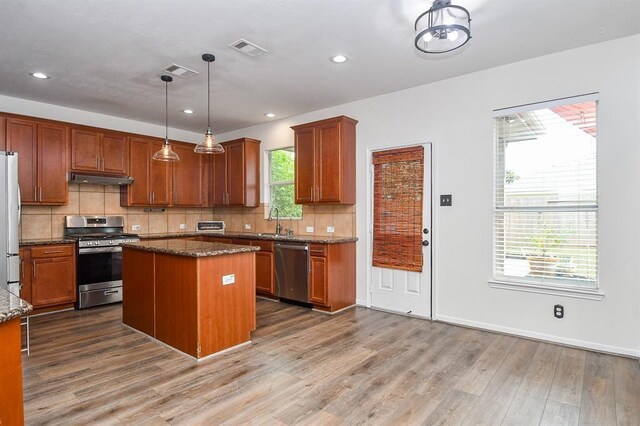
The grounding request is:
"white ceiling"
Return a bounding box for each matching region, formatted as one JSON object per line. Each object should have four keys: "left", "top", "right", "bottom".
{"left": 1, "top": 1, "right": 638, "bottom": 134}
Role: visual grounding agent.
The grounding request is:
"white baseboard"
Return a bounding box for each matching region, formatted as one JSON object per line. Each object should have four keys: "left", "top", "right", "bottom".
{"left": 356, "top": 298, "right": 368, "bottom": 307}
{"left": 436, "top": 314, "right": 639, "bottom": 358}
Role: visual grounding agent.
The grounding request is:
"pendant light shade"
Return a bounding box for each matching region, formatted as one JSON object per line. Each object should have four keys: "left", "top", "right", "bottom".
{"left": 415, "top": 0, "right": 471, "bottom": 54}
{"left": 152, "top": 75, "right": 180, "bottom": 162}
{"left": 194, "top": 53, "right": 225, "bottom": 154}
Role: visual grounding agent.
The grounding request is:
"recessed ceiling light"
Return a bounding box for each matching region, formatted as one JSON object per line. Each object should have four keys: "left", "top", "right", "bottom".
{"left": 182, "top": 109, "right": 194, "bottom": 114}
{"left": 265, "top": 113, "right": 276, "bottom": 118}
{"left": 330, "top": 55, "right": 348, "bottom": 64}
{"left": 30, "top": 72, "right": 49, "bottom": 79}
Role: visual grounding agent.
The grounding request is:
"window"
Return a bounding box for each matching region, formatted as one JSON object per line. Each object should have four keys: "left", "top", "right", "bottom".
{"left": 493, "top": 94, "right": 598, "bottom": 288}
{"left": 268, "top": 147, "right": 302, "bottom": 219}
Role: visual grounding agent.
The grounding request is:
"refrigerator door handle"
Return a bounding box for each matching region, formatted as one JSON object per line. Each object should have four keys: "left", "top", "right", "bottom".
{"left": 6, "top": 154, "right": 20, "bottom": 255}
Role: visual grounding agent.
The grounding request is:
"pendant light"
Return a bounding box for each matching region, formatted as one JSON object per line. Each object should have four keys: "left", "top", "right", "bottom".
{"left": 415, "top": 0, "right": 471, "bottom": 54}
{"left": 194, "top": 53, "right": 225, "bottom": 154}
{"left": 152, "top": 75, "right": 180, "bottom": 162}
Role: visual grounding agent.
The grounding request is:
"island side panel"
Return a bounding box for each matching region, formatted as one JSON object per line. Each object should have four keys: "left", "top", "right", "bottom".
{"left": 197, "top": 252, "right": 256, "bottom": 358}
{"left": 327, "top": 242, "right": 356, "bottom": 312}
{"left": 122, "top": 247, "right": 156, "bottom": 337}
{"left": 154, "top": 253, "right": 199, "bottom": 357}
{"left": 0, "top": 318, "right": 24, "bottom": 425}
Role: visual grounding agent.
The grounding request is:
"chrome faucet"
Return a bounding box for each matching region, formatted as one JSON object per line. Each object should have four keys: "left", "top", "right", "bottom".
{"left": 268, "top": 206, "right": 283, "bottom": 235}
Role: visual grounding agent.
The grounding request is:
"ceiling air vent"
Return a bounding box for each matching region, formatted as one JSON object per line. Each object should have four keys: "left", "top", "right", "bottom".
{"left": 161, "top": 63, "right": 199, "bottom": 78}
{"left": 228, "top": 39, "right": 268, "bottom": 57}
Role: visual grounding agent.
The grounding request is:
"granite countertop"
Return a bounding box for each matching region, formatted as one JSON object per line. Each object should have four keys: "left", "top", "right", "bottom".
{"left": 143, "top": 232, "right": 358, "bottom": 244}
{"left": 121, "top": 239, "right": 260, "bottom": 258}
{"left": 0, "top": 289, "right": 32, "bottom": 324}
{"left": 20, "top": 238, "right": 76, "bottom": 247}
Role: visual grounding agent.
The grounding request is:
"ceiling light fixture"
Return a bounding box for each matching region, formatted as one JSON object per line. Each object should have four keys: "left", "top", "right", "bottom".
{"left": 415, "top": 0, "right": 471, "bottom": 54}
{"left": 194, "top": 53, "right": 225, "bottom": 154}
{"left": 265, "top": 113, "right": 276, "bottom": 118}
{"left": 30, "top": 72, "right": 49, "bottom": 79}
{"left": 330, "top": 55, "right": 348, "bottom": 64}
{"left": 152, "top": 75, "right": 180, "bottom": 162}
{"left": 182, "top": 109, "right": 194, "bottom": 114}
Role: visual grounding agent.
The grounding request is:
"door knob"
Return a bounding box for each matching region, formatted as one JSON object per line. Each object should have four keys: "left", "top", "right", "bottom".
{"left": 422, "top": 240, "right": 429, "bottom": 246}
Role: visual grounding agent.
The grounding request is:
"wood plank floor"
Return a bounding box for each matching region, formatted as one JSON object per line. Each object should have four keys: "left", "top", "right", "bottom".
{"left": 23, "top": 301, "right": 640, "bottom": 425}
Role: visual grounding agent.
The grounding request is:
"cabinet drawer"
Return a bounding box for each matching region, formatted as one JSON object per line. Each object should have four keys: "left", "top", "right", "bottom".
{"left": 309, "top": 244, "right": 327, "bottom": 258}
{"left": 251, "top": 240, "right": 274, "bottom": 253}
{"left": 30, "top": 245, "right": 74, "bottom": 259}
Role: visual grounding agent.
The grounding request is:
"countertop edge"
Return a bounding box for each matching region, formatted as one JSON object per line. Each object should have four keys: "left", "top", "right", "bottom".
{"left": 20, "top": 239, "right": 76, "bottom": 247}
{"left": 121, "top": 242, "right": 261, "bottom": 258}
{"left": 141, "top": 232, "right": 358, "bottom": 244}
{"left": 0, "top": 289, "right": 33, "bottom": 324}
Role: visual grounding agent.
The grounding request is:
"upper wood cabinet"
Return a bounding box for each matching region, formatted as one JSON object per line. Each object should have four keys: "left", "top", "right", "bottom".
{"left": 120, "top": 136, "right": 172, "bottom": 206}
{"left": 70, "top": 127, "right": 128, "bottom": 175}
{"left": 209, "top": 138, "right": 260, "bottom": 207}
{"left": 6, "top": 117, "right": 68, "bottom": 205}
{"left": 292, "top": 116, "right": 357, "bottom": 205}
{"left": 172, "top": 143, "right": 207, "bottom": 207}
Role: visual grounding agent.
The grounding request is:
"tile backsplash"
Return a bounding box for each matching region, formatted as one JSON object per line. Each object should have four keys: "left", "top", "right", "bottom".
{"left": 20, "top": 183, "right": 356, "bottom": 240}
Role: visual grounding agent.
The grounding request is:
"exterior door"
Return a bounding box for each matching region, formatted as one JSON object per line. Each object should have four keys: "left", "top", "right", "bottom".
{"left": 369, "top": 144, "right": 432, "bottom": 318}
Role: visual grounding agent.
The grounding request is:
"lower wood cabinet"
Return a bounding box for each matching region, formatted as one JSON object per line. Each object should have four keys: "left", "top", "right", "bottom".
{"left": 251, "top": 240, "right": 275, "bottom": 296}
{"left": 308, "top": 242, "right": 356, "bottom": 312}
{"left": 20, "top": 244, "right": 76, "bottom": 311}
{"left": 0, "top": 318, "right": 24, "bottom": 425}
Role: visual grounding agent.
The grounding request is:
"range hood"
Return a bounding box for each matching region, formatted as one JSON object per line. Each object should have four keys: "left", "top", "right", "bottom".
{"left": 69, "top": 173, "right": 134, "bottom": 185}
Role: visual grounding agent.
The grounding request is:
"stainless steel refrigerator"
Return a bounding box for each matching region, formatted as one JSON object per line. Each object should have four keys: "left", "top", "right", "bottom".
{"left": 0, "top": 152, "right": 21, "bottom": 296}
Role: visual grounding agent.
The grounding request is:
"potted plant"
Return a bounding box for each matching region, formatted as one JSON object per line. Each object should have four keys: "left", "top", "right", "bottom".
{"left": 526, "top": 224, "right": 565, "bottom": 277}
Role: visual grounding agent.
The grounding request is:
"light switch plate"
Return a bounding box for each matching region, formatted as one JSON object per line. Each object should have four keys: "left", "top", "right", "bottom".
{"left": 306, "top": 226, "right": 314, "bottom": 233}
{"left": 244, "top": 224, "right": 252, "bottom": 230}
{"left": 327, "top": 226, "right": 335, "bottom": 233}
{"left": 222, "top": 274, "right": 235, "bottom": 285}
{"left": 179, "top": 224, "right": 186, "bottom": 230}
{"left": 132, "top": 224, "right": 141, "bottom": 231}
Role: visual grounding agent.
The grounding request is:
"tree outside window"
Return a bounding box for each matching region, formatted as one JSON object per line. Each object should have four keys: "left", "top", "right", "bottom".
{"left": 269, "top": 148, "right": 302, "bottom": 219}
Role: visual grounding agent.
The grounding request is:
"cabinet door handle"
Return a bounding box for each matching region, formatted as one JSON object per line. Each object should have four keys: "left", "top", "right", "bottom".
{"left": 101, "top": 157, "right": 105, "bottom": 170}
{"left": 151, "top": 192, "right": 155, "bottom": 204}
{"left": 20, "top": 259, "right": 24, "bottom": 280}
{"left": 39, "top": 186, "right": 42, "bottom": 201}
{"left": 96, "top": 157, "right": 100, "bottom": 169}
{"left": 43, "top": 250, "right": 64, "bottom": 254}
{"left": 34, "top": 186, "right": 37, "bottom": 201}
{"left": 32, "top": 261, "right": 36, "bottom": 278}
{"left": 310, "top": 187, "right": 314, "bottom": 202}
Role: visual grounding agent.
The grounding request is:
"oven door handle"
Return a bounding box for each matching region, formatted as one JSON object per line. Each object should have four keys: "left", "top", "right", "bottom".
{"left": 78, "top": 247, "right": 123, "bottom": 254}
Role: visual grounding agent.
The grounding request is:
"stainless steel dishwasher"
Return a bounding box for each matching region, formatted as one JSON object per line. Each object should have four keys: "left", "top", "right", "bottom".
{"left": 274, "top": 242, "right": 309, "bottom": 303}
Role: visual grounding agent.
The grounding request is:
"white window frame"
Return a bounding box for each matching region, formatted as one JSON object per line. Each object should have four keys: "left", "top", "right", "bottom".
{"left": 266, "top": 146, "right": 302, "bottom": 220}
{"left": 490, "top": 93, "right": 603, "bottom": 299}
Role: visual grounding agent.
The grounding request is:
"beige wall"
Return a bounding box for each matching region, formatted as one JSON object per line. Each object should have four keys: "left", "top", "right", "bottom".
{"left": 20, "top": 183, "right": 356, "bottom": 240}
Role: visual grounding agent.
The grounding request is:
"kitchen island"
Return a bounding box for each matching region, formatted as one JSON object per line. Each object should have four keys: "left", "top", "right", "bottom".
{"left": 0, "top": 289, "right": 32, "bottom": 425}
{"left": 121, "top": 239, "right": 259, "bottom": 360}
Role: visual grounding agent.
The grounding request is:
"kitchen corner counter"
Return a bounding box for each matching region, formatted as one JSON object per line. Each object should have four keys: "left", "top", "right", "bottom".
{"left": 121, "top": 239, "right": 260, "bottom": 257}
{"left": 19, "top": 238, "right": 76, "bottom": 247}
{"left": 0, "top": 289, "right": 32, "bottom": 324}
{"left": 142, "top": 232, "right": 358, "bottom": 244}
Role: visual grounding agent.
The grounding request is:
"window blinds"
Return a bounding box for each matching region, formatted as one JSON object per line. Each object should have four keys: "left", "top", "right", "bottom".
{"left": 494, "top": 94, "right": 598, "bottom": 286}
{"left": 372, "top": 146, "right": 424, "bottom": 272}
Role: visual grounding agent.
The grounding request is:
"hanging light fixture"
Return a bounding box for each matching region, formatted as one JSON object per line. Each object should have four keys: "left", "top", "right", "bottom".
{"left": 152, "top": 75, "right": 180, "bottom": 162}
{"left": 194, "top": 53, "right": 224, "bottom": 154}
{"left": 415, "top": 0, "right": 471, "bottom": 54}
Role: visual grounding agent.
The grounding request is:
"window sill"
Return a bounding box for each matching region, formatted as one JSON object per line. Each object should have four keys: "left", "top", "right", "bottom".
{"left": 488, "top": 279, "right": 605, "bottom": 301}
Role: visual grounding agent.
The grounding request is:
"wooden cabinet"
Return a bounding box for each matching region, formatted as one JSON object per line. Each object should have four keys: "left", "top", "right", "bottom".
{"left": 0, "top": 116, "right": 5, "bottom": 150}
{"left": 209, "top": 138, "right": 260, "bottom": 207}
{"left": 251, "top": 240, "right": 275, "bottom": 296}
{"left": 292, "top": 116, "right": 357, "bottom": 205}
{"left": 0, "top": 318, "right": 24, "bottom": 425}
{"left": 20, "top": 244, "right": 76, "bottom": 310}
{"left": 121, "top": 137, "right": 172, "bottom": 206}
{"left": 70, "top": 128, "right": 128, "bottom": 175}
{"left": 6, "top": 117, "right": 68, "bottom": 205}
{"left": 307, "top": 242, "right": 356, "bottom": 312}
{"left": 172, "top": 143, "right": 207, "bottom": 207}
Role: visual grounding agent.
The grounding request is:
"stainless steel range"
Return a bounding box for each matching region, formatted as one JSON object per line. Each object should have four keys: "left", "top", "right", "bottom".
{"left": 64, "top": 216, "right": 139, "bottom": 309}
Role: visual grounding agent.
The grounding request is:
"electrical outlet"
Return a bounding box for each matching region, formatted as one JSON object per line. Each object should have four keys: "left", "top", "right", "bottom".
{"left": 554, "top": 304, "right": 564, "bottom": 319}
{"left": 440, "top": 194, "right": 452, "bottom": 206}
{"left": 222, "top": 274, "right": 235, "bottom": 285}
{"left": 327, "top": 226, "right": 335, "bottom": 233}
{"left": 244, "top": 224, "right": 252, "bottom": 230}
{"left": 132, "top": 224, "right": 141, "bottom": 231}
{"left": 306, "top": 226, "right": 314, "bottom": 233}
{"left": 179, "top": 224, "right": 186, "bottom": 230}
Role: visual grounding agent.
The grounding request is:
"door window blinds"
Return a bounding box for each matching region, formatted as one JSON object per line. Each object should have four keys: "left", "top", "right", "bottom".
{"left": 494, "top": 94, "right": 598, "bottom": 287}
{"left": 372, "top": 146, "right": 424, "bottom": 272}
